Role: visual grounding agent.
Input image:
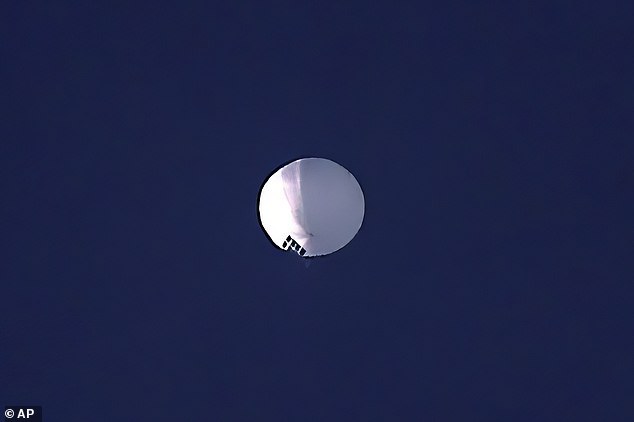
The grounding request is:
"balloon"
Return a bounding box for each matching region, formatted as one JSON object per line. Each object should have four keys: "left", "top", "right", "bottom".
{"left": 258, "top": 158, "right": 365, "bottom": 257}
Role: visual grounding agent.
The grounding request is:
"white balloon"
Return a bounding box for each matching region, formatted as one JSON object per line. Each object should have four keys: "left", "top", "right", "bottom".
{"left": 258, "top": 158, "right": 365, "bottom": 257}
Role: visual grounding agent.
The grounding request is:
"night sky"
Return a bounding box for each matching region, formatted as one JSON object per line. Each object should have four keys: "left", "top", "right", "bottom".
{"left": 2, "top": 1, "right": 633, "bottom": 421}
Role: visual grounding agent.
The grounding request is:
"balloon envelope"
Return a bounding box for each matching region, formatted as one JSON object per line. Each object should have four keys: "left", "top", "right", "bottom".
{"left": 258, "top": 158, "right": 365, "bottom": 257}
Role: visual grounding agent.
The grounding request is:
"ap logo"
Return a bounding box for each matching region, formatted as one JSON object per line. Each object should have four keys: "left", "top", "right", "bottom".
{"left": 4, "top": 407, "right": 42, "bottom": 422}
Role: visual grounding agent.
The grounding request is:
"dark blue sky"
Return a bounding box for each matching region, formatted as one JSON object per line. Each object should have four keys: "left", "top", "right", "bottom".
{"left": 2, "top": 1, "right": 633, "bottom": 420}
